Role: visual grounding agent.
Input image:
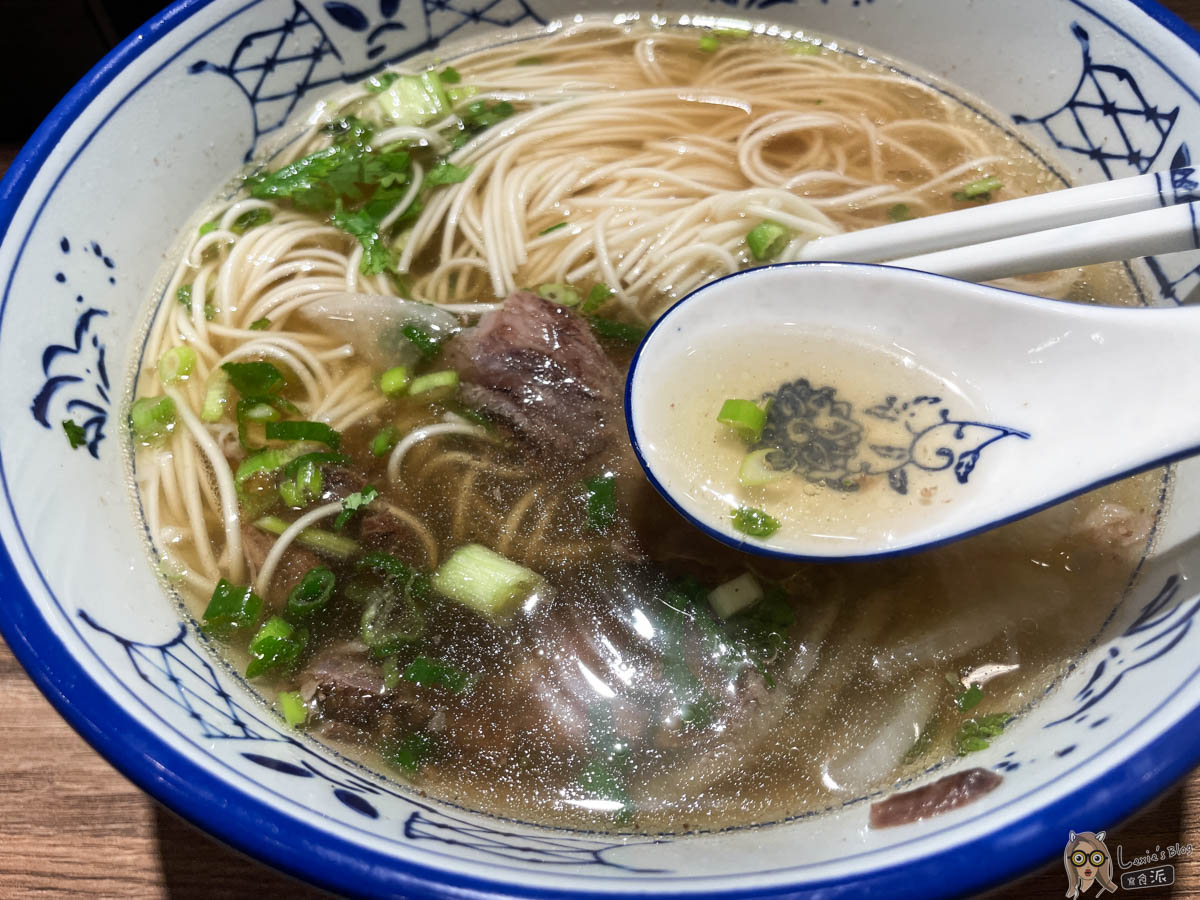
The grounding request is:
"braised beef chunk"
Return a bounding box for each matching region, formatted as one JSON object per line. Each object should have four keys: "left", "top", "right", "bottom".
{"left": 869, "top": 767, "right": 1003, "bottom": 828}
{"left": 306, "top": 645, "right": 390, "bottom": 727}
{"left": 241, "top": 524, "right": 321, "bottom": 606}
{"left": 444, "top": 291, "right": 623, "bottom": 461}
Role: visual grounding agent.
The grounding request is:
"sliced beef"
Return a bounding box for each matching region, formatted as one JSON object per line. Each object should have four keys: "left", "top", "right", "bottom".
{"left": 443, "top": 291, "right": 623, "bottom": 461}
{"left": 321, "top": 465, "right": 368, "bottom": 504}
{"left": 241, "top": 524, "right": 321, "bottom": 606}
{"left": 305, "top": 645, "right": 391, "bottom": 727}
{"left": 869, "top": 767, "right": 1003, "bottom": 828}
{"left": 303, "top": 642, "right": 435, "bottom": 731}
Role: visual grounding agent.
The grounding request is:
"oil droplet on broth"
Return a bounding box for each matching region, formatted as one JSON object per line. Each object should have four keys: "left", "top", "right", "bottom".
{"left": 639, "top": 327, "right": 981, "bottom": 551}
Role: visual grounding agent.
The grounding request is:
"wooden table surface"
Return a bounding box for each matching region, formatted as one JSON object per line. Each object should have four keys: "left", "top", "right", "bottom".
{"left": 6, "top": 4, "right": 1200, "bottom": 897}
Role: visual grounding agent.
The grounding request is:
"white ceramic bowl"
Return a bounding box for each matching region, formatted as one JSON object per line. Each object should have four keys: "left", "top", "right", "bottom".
{"left": 3, "top": 1, "right": 1200, "bottom": 896}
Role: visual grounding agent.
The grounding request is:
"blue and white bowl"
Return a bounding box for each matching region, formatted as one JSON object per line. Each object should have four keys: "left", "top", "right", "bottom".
{"left": 3, "top": 1, "right": 1200, "bottom": 896}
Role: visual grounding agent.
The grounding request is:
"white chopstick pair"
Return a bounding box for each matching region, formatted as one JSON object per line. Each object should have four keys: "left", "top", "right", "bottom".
{"left": 799, "top": 167, "right": 1200, "bottom": 282}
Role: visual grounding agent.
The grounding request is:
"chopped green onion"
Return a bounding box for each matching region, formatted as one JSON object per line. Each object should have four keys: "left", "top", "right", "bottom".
{"left": 198, "top": 220, "right": 219, "bottom": 236}
{"left": 249, "top": 317, "right": 271, "bottom": 331}
{"left": 371, "top": 424, "right": 399, "bottom": 457}
{"left": 408, "top": 370, "right": 459, "bottom": 397}
{"left": 952, "top": 713, "right": 1011, "bottom": 756}
{"left": 130, "top": 395, "right": 176, "bottom": 442}
{"left": 254, "top": 515, "right": 358, "bottom": 558}
{"left": 246, "top": 615, "right": 308, "bottom": 678}
{"left": 381, "top": 731, "right": 438, "bottom": 774}
{"left": 698, "top": 34, "right": 719, "bottom": 52}
{"left": 714, "top": 27, "right": 751, "bottom": 39}
{"left": 356, "top": 553, "right": 429, "bottom": 599}
{"left": 374, "top": 70, "right": 450, "bottom": 125}
{"left": 282, "top": 451, "right": 348, "bottom": 478}
{"left": 431, "top": 543, "right": 542, "bottom": 623}
{"left": 738, "top": 448, "right": 783, "bottom": 486}
{"left": 887, "top": 203, "right": 912, "bottom": 222}
{"left": 235, "top": 397, "right": 279, "bottom": 449}
{"left": 277, "top": 690, "right": 308, "bottom": 727}
{"left": 231, "top": 208, "right": 273, "bottom": 234}
{"left": 402, "top": 656, "right": 472, "bottom": 694}
{"left": 62, "top": 419, "right": 86, "bottom": 449}
{"left": 954, "top": 176, "right": 1003, "bottom": 203}
{"left": 177, "top": 283, "right": 216, "bottom": 321}
{"left": 717, "top": 398, "right": 766, "bottom": 443}
{"left": 588, "top": 316, "right": 646, "bottom": 343}
{"left": 280, "top": 458, "right": 324, "bottom": 508}
{"left": 746, "top": 220, "right": 791, "bottom": 261}
{"left": 360, "top": 582, "right": 424, "bottom": 651}
{"left": 265, "top": 419, "right": 342, "bottom": 449}
{"left": 287, "top": 566, "right": 335, "bottom": 618}
{"left": 538, "top": 282, "right": 580, "bottom": 306}
{"left": 438, "top": 65, "right": 461, "bottom": 84}
{"left": 731, "top": 506, "right": 780, "bottom": 538}
{"left": 539, "top": 222, "right": 568, "bottom": 235}
{"left": 157, "top": 346, "right": 197, "bottom": 384}
{"left": 221, "top": 360, "right": 286, "bottom": 396}
{"left": 335, "top": 485, "right": 379, "bottom": 530}
{"left": 707, "top": 573, "right": 763, "bottom": 619}
{"left": 202, "top": 578, "right": 263, "bottom": 631}
{"left": 956, "top": 682, "right": 985, "bottom": 712}
{"left": 379, "top": 366, "right": 410, "bottom": 395}
{"left": 201, "top": 369, "right": 230, "bottom": 422}
{"left": 583, "top": 474, "right": 616, "bottom": 533}
{"left": 400, "top": 323, "right": 444, "bottom": 360}
{"left": 235, "top": 446, "right": 306, "bottom": 492}
{"left": 580, "top": 283, "right": 612, "bottom": 314}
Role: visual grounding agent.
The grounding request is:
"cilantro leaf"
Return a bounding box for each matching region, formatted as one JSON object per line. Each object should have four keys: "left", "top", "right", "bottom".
{"left": 62, "top": 419, "right": 87, "bottom": 449}
{"left": 332, "top": 204, "right": 394, "bottom": 275}
{"left": 336, "top": 486, "right": 379, "bottom": 530}
{"left": 424, "top": 161, "right": 473, "bottom": 187}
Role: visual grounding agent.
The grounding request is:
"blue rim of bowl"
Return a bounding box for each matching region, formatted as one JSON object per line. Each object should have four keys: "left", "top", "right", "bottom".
{"left": 0, "top": 1, "right": 1199, "bottom": 898}
{"left": 623, "top": 261, "right": 1200, "bottom": 564}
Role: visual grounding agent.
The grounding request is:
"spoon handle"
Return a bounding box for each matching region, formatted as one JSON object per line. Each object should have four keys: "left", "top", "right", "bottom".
{"left": 887, "top": 201, "right": 1200, "bottom": 283}
{"left": 800, "top": 167, "right": 1195, "bottom": 263}
{"left": 971, "top": 300, "right": 1200, "bottom": 511}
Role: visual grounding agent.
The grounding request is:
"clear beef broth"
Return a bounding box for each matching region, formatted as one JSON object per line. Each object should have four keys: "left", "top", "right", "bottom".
{"left": 230, "top": 370, "right": 1160, "bottom": 833}
{"left": 134, "top": 23, "right": 1166, "bottom": 833}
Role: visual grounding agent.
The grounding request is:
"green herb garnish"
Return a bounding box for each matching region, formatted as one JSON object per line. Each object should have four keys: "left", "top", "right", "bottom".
{"left": 583, "top": 474, "right": 617, "bottom": 533}
{"left": 731, "top": 506, "right": 780, "bottom": 538}
{"left": 952, "top": 713, "right": 1011, "bottom": 756}
{"left": 336, "top": 485, "right": 379, "bottom": 530}
{"left": 402, "top": 656, "right": 472, "bottom": 694}
{"left": 62, "top": 419, "right": 86, "bottom": 449}
{"left": 203, "top": 579, "right": 263, "bottom": 632}
{"left": 953, "top": 176, "right": 1003, "bottom": 203}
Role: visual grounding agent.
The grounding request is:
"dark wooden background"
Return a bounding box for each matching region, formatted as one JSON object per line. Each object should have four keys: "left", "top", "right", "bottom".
{"left": 3, "top": 2, "right": 1200, "bottom": 897}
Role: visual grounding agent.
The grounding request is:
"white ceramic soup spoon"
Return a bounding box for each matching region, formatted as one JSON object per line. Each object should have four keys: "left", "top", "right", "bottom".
{"left": 625, "top": 261, "right": 1196, "bottom": 560}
